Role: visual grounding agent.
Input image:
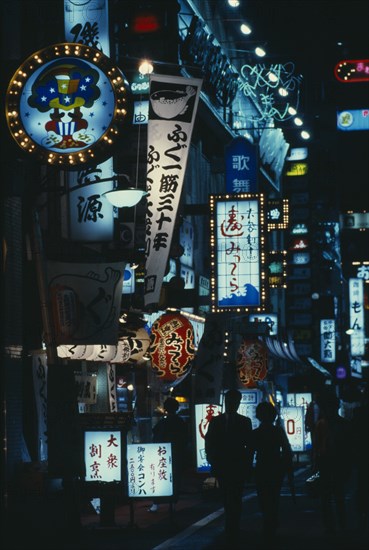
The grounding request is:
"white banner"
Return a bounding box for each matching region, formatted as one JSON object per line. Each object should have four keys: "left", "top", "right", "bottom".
{"left": 46, "top": 261, "right": 125, "bottom": 344}
{"left": 64, "top": 0, "right": 110, "bottom": 55}
{"left": 144, "top": 74, "right": 202, "bottom": 307}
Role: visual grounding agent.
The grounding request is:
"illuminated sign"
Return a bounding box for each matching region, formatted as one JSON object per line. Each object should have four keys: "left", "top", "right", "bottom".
{"left": 337, "top": 109, "right": 369, "bottom": 131}
{"left": 133, "top": 100, "right": 149, "bottom": 125}
{"left": 267, "top": 250, "right": 287, "bottom": 288}
{"left": 334, "top": 59, "right": 369, "bottom": 83}
{"left": 340, "top": 212, "right": 369, "bottom": 229}
{"left": 349, "top": 278, "right": 365, "bottom": 357}
{"left": 6, "top": 43, "right": 127, "bottom": 167}
{"left": 285, "top": 162, "right": 308, "bottom": 176}
{"left": 286, "top": 147, "right": 308, "bottom": 161}
{"left": 225, "top": 136, "right": 258, "bottom": 193}
{"left": 266, "top": 198, "right": 289, "bottom": 230}
{"left": 127, "top": 443, "right": 173, "bottom": 498}
{"left": 292, "top": 252, "right": 310, "bottom": 265}
{"left": 195, "top": 403, "right": 222, "bottom": 472}
{"left": 249, "top": 313, "right": 278, "bottom": 336}
{"left": 209, "top": 194, "right": 267, "bottom": 313}
{"left": 279, "top": 406, "right": 305, "bottom": 452}
{"left": 351, "top": 261, "right": 369, "bottom": 281}
{"left": 258, "top": 128, "right": 290, "bottom": 191}
{"left": 290, "top": 223, "right": 308, "bottom": 235}
{"left": 84, "top": 431, "right": 122, "bottom": 482}
{"left": 64, "top": 0, "right": 110, "bottom": 54}
{"left": 290, "top": 237, "right": 308, "bottom": 250}
{"left": 320, "top": 319, "right": 336, "bottom": 363}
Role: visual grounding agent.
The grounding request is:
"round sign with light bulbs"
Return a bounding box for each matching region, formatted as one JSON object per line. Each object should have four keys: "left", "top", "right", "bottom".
{"left": 5, "top": 43, "right": 127, "bottom": 168}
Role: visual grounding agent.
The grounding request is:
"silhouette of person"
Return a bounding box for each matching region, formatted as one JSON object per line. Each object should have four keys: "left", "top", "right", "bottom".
{"left": 313, "top": 390, "right": 352, "bottom": 532}
{"left": 148, "top": 397, "right": 188, "bottom": 512}
{"left": 248, "top": 401, "right": 293, "bottom": 541}
{"left": 205, "top": 389, "right": 252, "bottom": 542}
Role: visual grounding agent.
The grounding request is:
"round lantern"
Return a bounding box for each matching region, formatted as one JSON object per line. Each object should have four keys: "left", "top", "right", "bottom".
{"left": 149, "top": 312, "right": 195, "bottom": 382}
{"left": 236, "top": 338, "right": 268, "bottom": 388}
{"left": 123, "top": 326, "right": 151, "bottom": 363}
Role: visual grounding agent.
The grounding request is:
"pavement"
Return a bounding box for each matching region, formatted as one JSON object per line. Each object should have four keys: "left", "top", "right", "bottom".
{"left": 3, "top": 457, "right": 368, "bottom": 550}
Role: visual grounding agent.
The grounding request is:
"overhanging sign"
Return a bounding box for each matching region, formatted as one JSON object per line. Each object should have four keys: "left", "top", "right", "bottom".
{"left": 337, "top": 109, "right": 369, "bottom": 131}
{"left": 334, "top": 59, "right": 369, "bottom": 83}
{"left": 225, "top": 137, "right": 258, "bottom": 193}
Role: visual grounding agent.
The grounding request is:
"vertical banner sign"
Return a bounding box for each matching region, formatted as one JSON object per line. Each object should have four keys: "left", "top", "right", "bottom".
{"left": 144, "top": 74, "right": 203, "bottom": 307}
{"left": 63, "top": 0, "right": 116, "bottom": 242}
{"left": 349, "top": 278, "right": 365, "bottom": 357}
{"left": 62, "top": 162, "right": 116, "bottom": 241}
{"left": 320, "top": 319, "right": 336, "bottom": 363}
{"left": 84, "top": 431, "right": 122, "bottom": 482}
{"left": 32, "top": 352, "right": 48, "bottom": 462}
{"left": 64, "top": 0, "right": 110, "bottom": 55}
{"left": 46, "top": 261, "right": 125, "bottom": 344}
{"left": 127, "top": 443, "right": 173, "bottom": 498}
{"left": 209, "top": 194, "right": 267, "bottom": 313}
{"left": 225, "top": 136, "right": 258, "bottom": 193}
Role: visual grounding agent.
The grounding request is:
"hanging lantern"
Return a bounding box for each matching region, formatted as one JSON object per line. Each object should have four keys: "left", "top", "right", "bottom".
{"left": 149, "top": 312, "right": 195, "bottom": 382}
{"left": 88, "top": 344, "right": 118, "bottom": 362}
{"left": 110, "top": 338, "right": 131, "bottom": 364}
{"left": 124, "top": 326, "right": 151, "bottom": 363}
{"left": 236, "top": 338, "right": 268, "bottom": 387}
{"left": 57, "top": 344, "right": 94, "bottom": 360}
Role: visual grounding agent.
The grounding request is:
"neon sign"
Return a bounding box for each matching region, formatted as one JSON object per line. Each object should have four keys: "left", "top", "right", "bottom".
{"left": 334, "top": 59, "right": 369, "bottom": 83}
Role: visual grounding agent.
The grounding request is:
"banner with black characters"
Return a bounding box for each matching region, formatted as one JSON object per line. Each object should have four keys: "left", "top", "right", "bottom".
{"left": 144, "top": 74, "right": 202, "bottom": 307}
{"left": 46, "top": 261, "right": 125, "bottom": 344}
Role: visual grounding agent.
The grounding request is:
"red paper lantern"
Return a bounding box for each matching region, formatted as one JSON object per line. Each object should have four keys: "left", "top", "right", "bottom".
{"left": 149, "top": 312, "right": 195, "bottom": 382}
{"left": 236, "top": 338, "right": 268, "bottom": 388}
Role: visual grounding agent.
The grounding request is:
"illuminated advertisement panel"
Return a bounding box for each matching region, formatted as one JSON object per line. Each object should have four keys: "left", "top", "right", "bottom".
{"left": 6, "top": 43, "right": 127, "bottom": 167}
{"left": 249, "top": 313, "right": 278, "bottom": 336}
{"left": 266, "top": 198, "right": 289, "bottom": 230}
{"left": 84, "top": 431, "right": 122, "bottom": 482}
{"left": 127, "top": 443, "right": 173, "bottom": 498}
{"left": 349, "top": 278, "right": 365, "bottom": 357}
{"left": 209, "top": 194, "right": 267, "bottom": 313}
{"left": 320, "top": 319, "right": 336, "bottom": 363}
{"left": 337, "top": 109, "right": 369, "bottom": 131}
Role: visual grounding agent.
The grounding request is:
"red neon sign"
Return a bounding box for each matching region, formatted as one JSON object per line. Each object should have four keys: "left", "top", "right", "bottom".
{"left": 334, "top": 59, "right": 369, "bottom": 83}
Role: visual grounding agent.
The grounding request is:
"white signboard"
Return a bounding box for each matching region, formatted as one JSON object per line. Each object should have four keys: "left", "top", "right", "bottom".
{"left": 84, "top": 431, "right": 122, "bottom": 482}
{"left": 320, "top": 319, "right": 336, "bottom": 363}
{"left": 280, "top": 406, "right": 305, "bottom": 452}
{"left": 349, "top": 278, "right": 365, "bottom": 357}
{"left": 127, "top": 443, "right": 173, "bottom": 498}
{"left": 64, "top": 0, "right": 110, "bottom": 55}
{"left": 195, "top": 403, "right": 222, "bottom": 472}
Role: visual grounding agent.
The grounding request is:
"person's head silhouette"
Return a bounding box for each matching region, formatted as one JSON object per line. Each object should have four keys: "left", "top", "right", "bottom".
{"left": 163, "top": 397, "right": 179, "bottom": 415}
{"left": 224, "top": 389, "right": 242, "bottom": 415}
{"left": 256, "top": 401, "right": 277, "bottom": 423}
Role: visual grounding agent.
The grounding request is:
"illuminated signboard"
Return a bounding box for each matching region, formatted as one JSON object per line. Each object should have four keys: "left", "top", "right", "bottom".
{"left": 279, "top": 406, "right": 305, "bottom": 452}
{"left": 209, "top": 194, "right": 267, "bottom": 313}
{"left": 285, "top": 162, "right": 308, "bottom": 176}
{"left": 225, "top": 136, "right": 258, "bottom": 193}
{"left": 337, "top": 109, "right": 369, "bottom": 131}
{"left": 351, "top": 261, "right": 369, "bottom": 281}
{"left": 266, "top": 198, "right": 289, "bottom": 230}
{"left": 320, "top": 319, "right": 336, "bottom": 363}
{"left": 133, "top": 100, "right": 149, "bottom": 125}
{"left": 286, "top": 393, "right": 312, "bottom": 449}
{"left": 127, "top": 443, "right": 173, "bottom": 498}
{"left": 267, "top": 250, "right": 287, "bottom": 288}
{"left": 249, "top": 313, "right": 278, "bottom": 336}
{"left": 6, "top": 43, "right": 127, "bottom": 167}
{"left": 334, "top": 59, "right": 369, "bottom": 83}
{"left": 286, "top": 147, "right": 308, "bottom": 161}
{"left": 340, "top": 212, "right": 369, "bottom": 229}
{"left": 349, "top": 278, "right": 365, "bottom": 357}
{"left": 84, "top": 431, "right": 122, "bottom": 482}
